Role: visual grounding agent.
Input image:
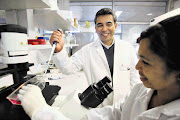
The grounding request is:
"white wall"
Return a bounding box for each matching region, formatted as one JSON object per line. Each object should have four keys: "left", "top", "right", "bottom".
{"left": 174, "top": 0, "right": 180, "bottom": 9}
{"left": 167, "top": 0, "right": 180, "bottom": 12}
{"left": 121, "top": 24, "right": 148, "bottom": 45}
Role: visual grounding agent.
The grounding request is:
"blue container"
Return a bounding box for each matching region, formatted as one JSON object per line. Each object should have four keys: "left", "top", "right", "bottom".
{"left": 37, "top": 37, "right": 49, "bottom": 40}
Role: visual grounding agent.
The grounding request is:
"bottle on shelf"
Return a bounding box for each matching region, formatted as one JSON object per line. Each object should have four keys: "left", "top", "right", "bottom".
{"left": 65, "top": 32, "right": 76, "bottom": 45}
{"left": 71, "top": 33, "right": 76, "bottom": 44}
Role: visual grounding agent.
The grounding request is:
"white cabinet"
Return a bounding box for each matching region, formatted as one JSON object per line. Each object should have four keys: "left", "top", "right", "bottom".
{"left": 34, "top": 9, "right": 78, "bottom": 31}
{"left": 0, "top": 0, "right": 78, "bottom": 31}
{"left": 0, "top": 0, "right": 50, "bottom": 10}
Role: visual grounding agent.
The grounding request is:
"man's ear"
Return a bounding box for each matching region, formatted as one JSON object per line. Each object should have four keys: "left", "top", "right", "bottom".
{"left": 115, "top": 22, "right": 118, "bottom": 29}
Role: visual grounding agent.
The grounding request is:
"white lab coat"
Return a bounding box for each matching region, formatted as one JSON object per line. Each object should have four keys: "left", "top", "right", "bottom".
{"left": 52, "top": 37, "right": 140, "bottom": 106}
{"left": 86, "top": 83, "right": 180, "bottom": 120}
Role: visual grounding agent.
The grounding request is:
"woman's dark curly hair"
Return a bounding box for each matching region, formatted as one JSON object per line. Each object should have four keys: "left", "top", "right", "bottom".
{"left": 138, "top": 15, "right": 180, "bottom": 72}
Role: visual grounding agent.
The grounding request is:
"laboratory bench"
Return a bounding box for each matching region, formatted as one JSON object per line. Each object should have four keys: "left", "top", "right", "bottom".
{"left": 47, "top": 71, "right": 89, "bottom": 120}
{"left": 0, "top": 71, "right": 88, "bottom": 120}
{"left": 46, "top": 71, "right": 88, "bottom": 95}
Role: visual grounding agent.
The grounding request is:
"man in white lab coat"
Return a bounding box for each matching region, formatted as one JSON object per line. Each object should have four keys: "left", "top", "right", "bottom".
{"left": 50, "top": 8, "right": 139, "bottom": 106}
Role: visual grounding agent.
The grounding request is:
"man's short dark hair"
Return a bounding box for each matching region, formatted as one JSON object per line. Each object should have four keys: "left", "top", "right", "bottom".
{"left": 94, "top": 8, "right": 117, "bottom": 24}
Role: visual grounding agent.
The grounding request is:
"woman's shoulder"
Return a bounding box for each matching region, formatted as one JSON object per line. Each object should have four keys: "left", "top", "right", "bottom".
{"left": 133, "top": 83, "right": 144, "bottom": 89}
{"left": 131, "top": 83, "right": 149, "bottom": 96}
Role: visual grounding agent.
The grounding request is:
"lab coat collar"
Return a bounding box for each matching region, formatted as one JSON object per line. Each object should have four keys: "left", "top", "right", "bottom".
{"left": 139, "top": 99, "right": 180, "bottom": 119}
{"left": 161, "top": 99, "right": 180, "bottom": 116}
{"left": 93, "top": 37, "right": 116, "bottom": 47}
{"left": 137, "top": 87, "right": 153, "bottom": 105}
{"left": 138, "top": 88, "right": 180, "bottom": 119}
{"left": 93, "top": 38, "right": 102, "bottom": 47}
{"left": 100, "top": 38, "right": 115, "bottom": 49}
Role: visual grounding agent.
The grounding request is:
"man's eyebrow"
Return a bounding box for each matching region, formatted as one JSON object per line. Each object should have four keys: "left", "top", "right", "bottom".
{"left": 107, "top": 21, "right": 112, "bottom": 24}
{"left": 96, "top": 23, "right": 102, "bottom": 25}
{"left": 96, "top": 21, "right": 113, "bottom": 26}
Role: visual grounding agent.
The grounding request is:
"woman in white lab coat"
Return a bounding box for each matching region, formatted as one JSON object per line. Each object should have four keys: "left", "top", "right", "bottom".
{"left": 18, "top": 12, "right": 180, "bottom": 120}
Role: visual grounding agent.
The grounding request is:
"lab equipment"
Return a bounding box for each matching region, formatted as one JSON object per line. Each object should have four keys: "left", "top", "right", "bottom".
{"left": 0, "top": 24, "right": 34, "bottom": 84}
{"left": 44, "top": 41, "right": 57, "bottom": 74}
{"left": 6, "top": 75, "right": 46, "bottom": 105}
{"left": 0, "top": 73, "right": 13, "bottom": 88}
{"left": 48, "top": 76, "right": 62, "bottom": 80}
{"left": 0, "top": 25, "right": 61, "bottom": 120}
{"left": 150, "top": 8, "right": 180, "bottom": 26}
{"left": 0, "top": 81, "right": 61, "bottom": 120}
{"left": 37, "top": 37, "right": 49, "bottom": 40}
{"left": 78, "top": 77, "right": 113, "bottom": 108}
{"left": 65, "top": 31, "right": 76, "bottom": 44}
{"left": 37, "top": 37, "right": 50, "bottom": 44}
{"left": 44, "top": 29, "right": 61, "bottom": 74}
{"left": 28, "top": 39, "right": 46, "bottom": 45}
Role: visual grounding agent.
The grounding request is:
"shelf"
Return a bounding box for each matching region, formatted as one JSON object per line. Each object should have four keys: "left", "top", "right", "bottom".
{"left": 65, "top": 44, "right": 79, "bottom": 48}
{"left": 28, "top": 44, "right": 51, "bottom": 50}
{"left": 34, "top": 9, "right": 78, "bottom": 31}
{"left": 0, "top": 0, "right": 50, "bottom": 10}
{"left": 28, "top": 44, "right": 79, "bottom": 50}
{"left": 0, "top": 0, "right": 78, "bottom": 32}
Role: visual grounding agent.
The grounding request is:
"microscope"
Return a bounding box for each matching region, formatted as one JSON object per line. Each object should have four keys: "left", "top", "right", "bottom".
{"left": 0, "top": 24, "right": 60, "bottom": 120}
{"left": 0, "top": 24, "right": 33, "bottom": 84}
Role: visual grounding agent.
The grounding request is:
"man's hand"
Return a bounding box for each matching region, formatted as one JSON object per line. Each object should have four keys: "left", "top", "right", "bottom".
{"left": 18, "top": 84, "right": 49, "bottom": 118}
{"left": 50, "top": 30, "right": 64, "bottom": 53}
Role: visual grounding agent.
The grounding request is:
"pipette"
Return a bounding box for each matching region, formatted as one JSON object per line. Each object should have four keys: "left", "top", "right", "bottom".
{"left": 44, "top": 29, "right": 61, "bottom": 74}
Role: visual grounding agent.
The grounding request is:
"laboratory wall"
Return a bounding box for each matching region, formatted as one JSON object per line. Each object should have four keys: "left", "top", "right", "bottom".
{"left": 167, "top": 0, "right": 180, "bottom": 12}
{"left": 28, "top": 49, "right": 51, "bottom": 74}
{"left": 174, "top": 1, "right": 180, "bottom": 9}
{"left": 72, "top": 32, "right": 95, "bottom": 55}
{"left": 121, "top": 24, "right": 148, "bottom": 45}
{"left": 121, "top": 24, "right": 149, "bottom": 55}
{"left": 71, "top": 22, "right": 148, "bottom": 55}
